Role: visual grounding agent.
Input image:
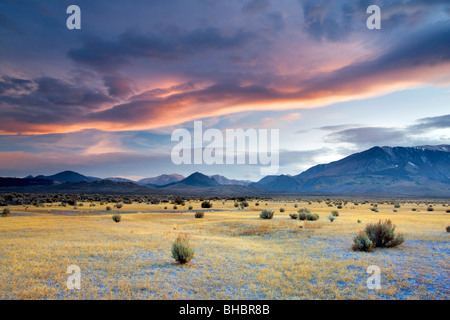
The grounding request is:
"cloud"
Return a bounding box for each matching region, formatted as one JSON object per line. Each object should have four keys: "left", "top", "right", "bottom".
{"left": 68, "top": 27, "right": 254, "bottom": 72}
{"left": 242, "top": 0, "right": 271, "bottom": 14}
{"left": 325, "top": 127, "right": 406, "bottom": 145}
{"left": 409, "top": 114, "right": 450, "bottom": 132}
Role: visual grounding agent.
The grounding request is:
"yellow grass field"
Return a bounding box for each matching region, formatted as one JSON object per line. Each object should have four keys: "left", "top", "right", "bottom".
{"left": 0, "top": 199, "right": 448, "bottom": 300}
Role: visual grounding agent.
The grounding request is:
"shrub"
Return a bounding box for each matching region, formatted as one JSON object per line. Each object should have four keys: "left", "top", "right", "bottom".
{"left": 112, "top": 214, "right": 121, "bottom": 223}
{"left": 427, "top": 206, "right": 434, "bottom": 212}
{"left": 234, "top": 202, "right": 239, "bottom": 207}
{"left": 172, "top": 234, "right": 194, "bottom": 264}
{"left": 357, "top": 220, "right": 362, "bottom": 223}
{"left": 446, "top": 226, "right": 450, "bottom": 233}
{"left": 194, "top": 211, "right": 204, "bottom": 218}
{"left": 364, "top": 220, "right": 404, "bottom": 248}
{"left": 298, "top": 208, "right": 310, "bottom": 214}
{"left": 255, "top": 202, "right": 259, "bottom": 206}
{"left": 260, "top": 209, "right": 274, "bottom": 219}
{"left": 394, "top": 203, "right": 401, "bottom": 208}
{"left": 241, "top": 201, "right": 249, "bottom": 207}
{"left": 1, "top": 208, "right": 11, "bottom": 217}
{"left": 328, "top": 215, "right": 335, "bottom": 223}
{"left": 201, "top": 201, "right": 212, "bottom": 208}
{"left": 280, "top": 208, "right": 285, "bottom": 213}
{"left": 412, "top": 208, "right": 417, "bottom": 211}
{"left": 106, "top": 206, "right": 112, "bottom": 211}
{"left": 331, "top": 210, "right": 339, "bottom": 217}
{"left": 289, "top": 213, "right": 298, "bottom": 219}
{"left": 173, "top": 205, "right": 178, "bottom": 209}
{"left": 306, "top": 213, "right": 319, "bottom": 221}
{"left": 188, "top": 206, "right": 193, "bottom": 210}
{"left": 115, "top": 203, "right": 123, "bottom": 209}
{"left": 337, "top": 205, "right": 343, "bottom": 209}
{"left": 446, "top": 210, "right": 450, "bottom": 213}
{"left": 298, "top": 212, "right": 307, "bottom": 220}
{"left": 294, "top": 204, "right": 298, "bottom": 208}
{"left": 174, "top": 197, "right": 184, "bottom": 205}
{"left": 352, "top": 232, "right": 374, "bottom": 252}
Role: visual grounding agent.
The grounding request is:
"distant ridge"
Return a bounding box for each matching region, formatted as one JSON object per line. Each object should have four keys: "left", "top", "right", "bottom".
{"left": 1, "top": 145, "right": 448, "bottom": 197}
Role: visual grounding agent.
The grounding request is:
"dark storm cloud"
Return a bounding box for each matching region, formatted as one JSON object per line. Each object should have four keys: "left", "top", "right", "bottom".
{"left": 68, "top": 27, "right": 254, "bottom": 72}
{"left": 0, "top": 76, "right": 33, "bottom": 95}
{"left": 0, "top": 77, "right": 115, "bottom": 125}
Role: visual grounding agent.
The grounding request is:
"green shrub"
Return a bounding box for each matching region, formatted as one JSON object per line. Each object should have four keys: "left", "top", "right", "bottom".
{"left": 357, "top": 220, "right": 362, "bottom": 223}
{"left": 446, "top": 226, "right": 450, "bottom": 233}
{"left": 1, "top": 208, "right": 11, "bottom": 217}
{"left": 427, "top": 206, "right": 434, "bottom": 212}
{"left": 194, "top": 211, "right": 204, "bottom": 218}
{"left": 280, "top": 208, "right": 285, "bottom": 213}
{"left": 352, "top": 232, "right": 374, "bottom": 252}
{"left": 234, "top": 202, "right": 239, "bottom": 207}
{"left": 298, "top": 208, "right": 310, "bottom": 214}
{"left": 331, "top": 210, "right": 339, "bottom": 217}
{"left": 394, "top": 203, "right": 401, "bottom": 208}
{"left": 172, "top": 234, "right": 194, "bottom": 264}
{"left": 306, "top": 213, "right": 319, "bottom": 221}
{"left": 260, "top": 209, "right": 274, "bottom": 219}
{"left": 412, "top": 208, "right": 417, "bottom": 211}
{"left": 445, "top": 210, "right": 450, "bottom": 213}
{"left": 364, "top": 220, "right": 404, "bottom": 248}
{"left": 106, "top": 206, "right": 112, "bottom": 211}
{"left": 173, "top": 205, "right": 178, "bottom": 209}
{"left": 241, "top": 201, "right": 249, "bottom": 207}
{"left": 201, "top": 201, "right": 212, "bottom": 208}
{"left": 188, "top": 206, "right": 193, "bottom": 210}
{"left": 289, "top": 213, "right": 298, "bottom": 219}
{"left": 112, "top": 214, "right": 121, "bottom": 223}
{"left": 328, "top": 215, "right": 335, "bottom": 222}
{"left": 298, "top": 212, "right": 307, "bottom": 220}
{"left": 115, "top": 203, "right": 123, "bottom": 209}
{"left": 255, "top": 202, "right": 259, "bottom": 206}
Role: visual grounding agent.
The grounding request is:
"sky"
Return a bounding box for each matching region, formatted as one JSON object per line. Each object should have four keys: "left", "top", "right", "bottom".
{"left": 0, "top": 0, "right": 449, "bottom": 181}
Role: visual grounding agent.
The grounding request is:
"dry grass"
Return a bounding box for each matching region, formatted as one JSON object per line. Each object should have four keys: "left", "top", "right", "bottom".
{"left": 0, "top": 199, "right": 448, "bottom": 299}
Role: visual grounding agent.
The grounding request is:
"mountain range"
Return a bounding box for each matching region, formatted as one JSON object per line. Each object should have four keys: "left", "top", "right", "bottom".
{"left": 1, "top": 145, "right": 449, "bottom": 197}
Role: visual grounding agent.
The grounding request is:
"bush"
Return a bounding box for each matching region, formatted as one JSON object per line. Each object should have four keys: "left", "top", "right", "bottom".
{"left": 260, "top": 209, "right": 274, "bottom": 219}
{"left": 298, "top": 212, "right": 307, "bottom": 220}
{"left": 173, "top": 205, "right": 178, "bottom": 209}
{"left": 194, "top": 211, "right": 204, "bottom": 218}
{"left": 337, "top": 205, "right": 343, "bottom": 209}
{"left": 241, "top": 201, "right": 249, "bottom": 207}
{"left": 115, "top": 203, "right": 123, "bottom": 209}
{"left": 106, "top": 206, "right": 112, "bottom": 211}
{"left": 255, "top": 202, "right": 259, "bottom": 206}
{"left": 280, "top": 208, "right": 285, "bottom": 213}
{"left": 234, "top": 202, "right": 239, "bottom": 207}
{"left": 201, "top": 201, "right": 212, "bottom": 208}
{"left": 112, "top": 214, "right": 121, "bottom": 223}
{"left": 188, "top": 206, "right": 193, "bottom": 210}
{"left": 331, "top": 210, "right": 339, "bottom": 217}
{"left": 306, "top": 213, "right": 319, "bottom": 221}
{"left": 427, "top": 206, "right": 434, "bottom": 212}
{"left": 1, "top": 208, "right": 11, "bottom": 217}
{"left": 446, "top": 226, "right": 450, "bottom": 233}
{"left": 445, "top": 210, "right": 450, "bottom": 213}
{"left": 352, "top": 232, "right": 374, "bottom": 252}
{"left": 394, "top": 203, "right": 401, "bottom": 208}
{"left": 364, "top": 220, "right": 404, "bottom": 248}
{"left": 328, "top": 215, "right": 335, "bottom": 223}
{"left": 172, "top": 234, "right": 194, "bottom": 264}
{"left": 357, "top": 220, "right": 362, "bottom": 223}
{"left": 289, "top": 213, "right": 298, "bottom": 219}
